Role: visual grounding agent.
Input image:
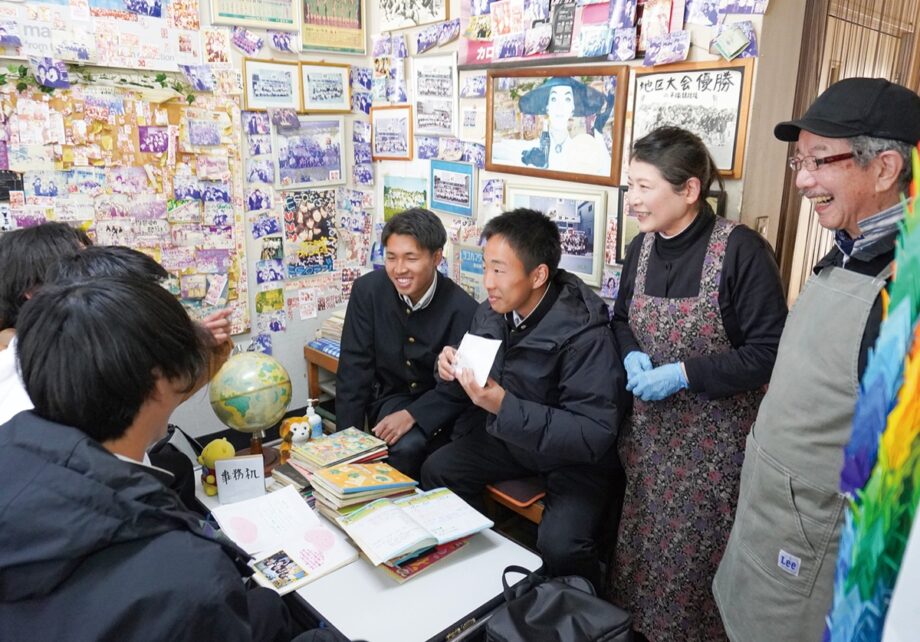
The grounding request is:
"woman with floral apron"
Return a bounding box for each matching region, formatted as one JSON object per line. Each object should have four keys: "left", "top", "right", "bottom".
{"left": 607, "top": 127, "right": 788, "bottom": 641}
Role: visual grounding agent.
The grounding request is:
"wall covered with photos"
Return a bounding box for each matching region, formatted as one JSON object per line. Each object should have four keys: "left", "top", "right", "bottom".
{"left": 0, "top": 0, "right": 804, "bottom": 437}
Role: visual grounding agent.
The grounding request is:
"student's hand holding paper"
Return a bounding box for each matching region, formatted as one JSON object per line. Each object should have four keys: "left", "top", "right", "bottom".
{"left": 453, "top": 333, "right": 501, "bottom": 387}
{"left": 201, "top": 308, "right": 232, "bottom": 344}
{"left": 372, "top": 409, "right": 415, "bottom": 446}
{"left": 457, "top": 369, "right": 505, "bottom": 415}
{"left": 437, "top": 346, "right": 458, "bottom": 382}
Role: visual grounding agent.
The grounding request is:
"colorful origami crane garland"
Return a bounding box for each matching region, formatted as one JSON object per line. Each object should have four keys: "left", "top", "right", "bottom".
{"left": 827, "top": 145, "right": 920, "bottom": 641}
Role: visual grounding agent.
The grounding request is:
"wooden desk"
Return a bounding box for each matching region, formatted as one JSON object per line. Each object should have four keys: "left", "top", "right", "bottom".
{"left": 303, "top": 345, "right": 338, "bottom": 401}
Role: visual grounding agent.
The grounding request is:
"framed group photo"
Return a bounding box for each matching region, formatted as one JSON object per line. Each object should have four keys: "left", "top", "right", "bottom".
{"left": 301, "top": 62, "right": 352, "bottom": 113}
{"left": 371, "top": 104, "right": 413, "bottom": 161}
{"left": 380, "top": 0, "right": 447, "bottom": 32}
{"left": 302, "top": 0, "right": 367, "bottom": 55}
{"left": 506, "top": 182, "right": 606, "bottom": 287}
{"left": 271, "top": 115, "right": 346, "bottom": 189}
{"left": 243, "top": 59, "right": 301, "bottom": 111}
{"left": 631, "top": 58, "right": 754, "bottom": 178}
{"left": 412, "top": 54, "right": 459, "bottom": 137}
{"left": 486, "top": 65, "right": 629, "bottom": 187}
{"left": 210, "top": 0, "right": 298, "bottom": 30}
{"left": 429, "top": 159, "right": 475, "bottom": 217}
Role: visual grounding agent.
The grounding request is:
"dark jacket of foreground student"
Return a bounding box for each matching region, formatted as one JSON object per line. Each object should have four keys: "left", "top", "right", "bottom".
{"left": 470, "top": 269, "right": 623, "bottom": 470}
{"left": 0, "top": 412, "right": 292, "bottom": 642}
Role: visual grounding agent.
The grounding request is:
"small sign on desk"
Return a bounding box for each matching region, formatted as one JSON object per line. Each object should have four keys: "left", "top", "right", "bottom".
{"left": 216, "top": 455, "right": 265, "bottom": 504}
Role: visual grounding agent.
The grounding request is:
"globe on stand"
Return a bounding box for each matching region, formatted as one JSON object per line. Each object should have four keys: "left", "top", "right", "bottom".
{"left": 209, "top": 351, "right": 292, "bottom": 474}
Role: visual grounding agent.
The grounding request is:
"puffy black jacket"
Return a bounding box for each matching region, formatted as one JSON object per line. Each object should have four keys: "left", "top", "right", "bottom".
{"left": 0, "top": 412, "right": 292, "bottom": 642}
{"left": 444, "top": 270, "right": 625, "bottom": 470}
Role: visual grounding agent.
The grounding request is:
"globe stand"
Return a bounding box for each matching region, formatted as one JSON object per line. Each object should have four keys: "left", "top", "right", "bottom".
{"left": 238, "top": 431, "right": 280, "bottom": 477}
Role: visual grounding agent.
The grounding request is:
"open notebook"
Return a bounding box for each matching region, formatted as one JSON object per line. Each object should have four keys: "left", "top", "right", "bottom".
{"left": 211, "top": 485, "right": 358, "bottom": 594}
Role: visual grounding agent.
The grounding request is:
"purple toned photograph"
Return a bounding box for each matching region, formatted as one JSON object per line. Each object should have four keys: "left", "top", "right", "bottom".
{"left": 179, "top": 64, "right": 215, "bottom": 92}
{"left": 608, "top": 0, "right": 637, "bottom": 28}
{"left": 275, "top": 119, "right": 344, "bottom": 187}
{"left": 416, "top": 24, "right": 440, "bottom": 54}
{"left": 351, "top": 66, "right": 372, "bottom": 91}
{"left": 643, "top": 30, "right": 691, "bottom": 66}
{"left": 353, "top": 164, "right": 374, "bottom": 186}
{"left": 201, "top": 181, "right": 231, "bottom": 203}
{"left": 188, "top": 120, "right": 221, "bottom": 147}
{"left": 31, "top": 57, "right": 70, "bottom": 89}
{"left": 268, "top": 31, "right": 296, "bottom": 53}
{"left": 125, "top": 0, "right": 163, "bottom": 17}
{"left": 174, "top": 176, "right": 202, "bottom": 201}
{"left": 461, "top": 141, "right": 486, "bottom": 168}
{"left": 245, "top": 111, "right": 271, "bottom": 135}
{"left": 108, "top": 167, "right": 148, "bottom": 194}
{"left": 417, "top": 135, "right": 440, "bottom": 159}
{"left": 231, "top": 26, "right": 263, "bottom": 55}
{"left": 610, "top": 27, "right": 636, "bottom": 61}
{"left": 438, "top": 18, "right": 461, "bottom": 45}
{"left": 352, "top": 91, "right": 372, "bottom": 115}
{"left": 685, "top": 0, "right": 718, "bottom": 25}
{"left": 138, "top": 126, "right": 169, "bottom": 153}
{"left": 495, "top": 33, "right": 524, "bottom": 60}
{"left": 246, "top": 187, "right": 273, "bottom": 212}
{"left": 246, "top": 158, "right": 274, "bottom": 184}
{"left": 256, "top": 259, "right": 286, "bottom": 284}
{"left": 251, "top": 213, "right": 282, "bottom": 239}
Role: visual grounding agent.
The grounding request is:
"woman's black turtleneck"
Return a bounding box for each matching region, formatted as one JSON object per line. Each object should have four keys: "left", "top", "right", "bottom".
{"left": 612, "top": 207, "right": 788, "bottom": 399}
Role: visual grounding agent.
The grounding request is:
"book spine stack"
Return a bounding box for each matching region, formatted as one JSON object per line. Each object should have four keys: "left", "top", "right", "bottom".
{"left": 307, "top": 338, "right": 341, "bottom": 359}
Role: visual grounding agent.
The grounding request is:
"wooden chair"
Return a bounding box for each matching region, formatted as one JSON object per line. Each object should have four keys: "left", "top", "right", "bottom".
{"left": 485, "top": 476, "right": 546, "bottom": 525}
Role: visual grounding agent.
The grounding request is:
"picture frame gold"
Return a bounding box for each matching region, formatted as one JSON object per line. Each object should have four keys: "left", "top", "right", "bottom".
{"left": 243, "top": 59, "right": 302, "bottom": 112}
{"left": 300, "top": 61, "right": 352, "bottom": 113}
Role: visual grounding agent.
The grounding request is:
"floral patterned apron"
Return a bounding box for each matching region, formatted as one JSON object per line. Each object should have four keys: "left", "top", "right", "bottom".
{"left": 610, "top": 217, "right": 764, "bottom": 641}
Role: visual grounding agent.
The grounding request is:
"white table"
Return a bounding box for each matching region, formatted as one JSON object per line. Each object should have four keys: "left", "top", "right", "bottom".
{"left": 297, "top": 528, "right": 542, "bottom": 642}
{"left": 194, "top": 475, "right": 542, "bottom": 642}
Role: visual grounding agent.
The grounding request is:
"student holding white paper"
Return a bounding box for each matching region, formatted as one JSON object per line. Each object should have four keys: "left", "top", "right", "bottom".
{"left": 423, "top": 209, "right": 627, "bottom": 592}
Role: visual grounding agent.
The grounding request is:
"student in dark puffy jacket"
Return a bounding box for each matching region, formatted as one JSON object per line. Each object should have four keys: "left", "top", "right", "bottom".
{"left": 0, "top": 277, "right": 292, "bottom": 642}
{"left": 422, "top": 208, "right": 626, "bottom": 592}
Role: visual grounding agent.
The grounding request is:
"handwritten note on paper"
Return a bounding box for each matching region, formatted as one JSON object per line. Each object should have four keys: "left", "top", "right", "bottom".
{"left": 454, "top": 332, "right": 502, "bottom": 386}
{"left": 215, "top": 454, "right": 265, "bottom": 504}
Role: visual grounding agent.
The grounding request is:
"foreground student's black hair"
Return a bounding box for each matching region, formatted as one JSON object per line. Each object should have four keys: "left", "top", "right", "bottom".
{"left": 482, "top": 208, "right": 561, "bottom": 274}
{"left": 16, "top": 278, "right": 209, "bottom": 443}
{"left": 631, "top": 125, "right": 724, "bottom": 202}
{"left": 381, "top": 207, "right": 447, "bottom": 253}
{"left": 47, "top": 245, "right": 169, "bottom": 284}
{"left": 0, "top": 222, "right": 91, "bottom": 330}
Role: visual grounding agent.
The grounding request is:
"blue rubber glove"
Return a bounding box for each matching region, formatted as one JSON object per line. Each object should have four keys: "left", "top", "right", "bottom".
{"left": 628, "top": 363, "right": 688, "bottom": 402}
{"left": 623, "top": 351, "right": 653, "bottom": 384}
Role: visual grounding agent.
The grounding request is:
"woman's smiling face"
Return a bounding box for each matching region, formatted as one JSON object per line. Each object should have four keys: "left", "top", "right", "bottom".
{"left": 628, "top": 159, "right": 699, "bottom": 236}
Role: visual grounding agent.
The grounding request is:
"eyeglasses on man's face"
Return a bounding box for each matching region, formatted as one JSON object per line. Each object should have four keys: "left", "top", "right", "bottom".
{"left": 787, "top": 152, "right": 855, "bottom": 172}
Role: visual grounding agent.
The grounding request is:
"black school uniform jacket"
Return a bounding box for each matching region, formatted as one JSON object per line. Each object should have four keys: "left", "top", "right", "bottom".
{"left": 336, "top": 269, "right": 478, "bottom": 436}
{"left": 0, "top": 412, "right": 292, "bottom": 642}
{"left": 439, "top": 270, "right": 625, "bottom": 471}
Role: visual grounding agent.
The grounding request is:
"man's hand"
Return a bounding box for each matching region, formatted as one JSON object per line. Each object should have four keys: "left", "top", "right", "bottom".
{"left": 201, "top": 309, "right": 232, "bottom": 345}
{"left": 457, "top": 369, "right": 505, "bottom": 415}
{"left": 372, "top": 409, "right": 416, "bottom": 446}
{"left": 437, "top": 346, "right": 458, "bottom": 382}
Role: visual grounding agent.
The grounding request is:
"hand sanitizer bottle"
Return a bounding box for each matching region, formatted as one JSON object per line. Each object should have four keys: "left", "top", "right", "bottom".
{"left": 305, "top": 398, "right": 323, "bottom": 440}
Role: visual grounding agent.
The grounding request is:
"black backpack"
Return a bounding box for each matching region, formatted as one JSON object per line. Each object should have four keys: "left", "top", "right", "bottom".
{"left": 484, "top": 566, "right": 633, "bottom": 642}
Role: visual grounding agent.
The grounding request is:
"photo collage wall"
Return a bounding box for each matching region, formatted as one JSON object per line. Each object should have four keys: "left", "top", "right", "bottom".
{"left": 0, "top": 0, "right": 766, "bottom": 349}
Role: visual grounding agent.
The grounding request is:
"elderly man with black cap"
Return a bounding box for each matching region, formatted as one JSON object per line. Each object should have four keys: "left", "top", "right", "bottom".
{"left": 713, "top": 77, "right": 920, "bottom": 641}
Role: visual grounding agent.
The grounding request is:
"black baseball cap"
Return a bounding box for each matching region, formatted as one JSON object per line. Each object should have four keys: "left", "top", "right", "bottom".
{"left": 774, "top": 77, "right": 920, "bottom": 144}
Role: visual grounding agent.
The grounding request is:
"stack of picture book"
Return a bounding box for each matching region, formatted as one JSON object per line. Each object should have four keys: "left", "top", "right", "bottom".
{"left": 290, "top": 427, "right": 387, "bottom": 474}
{"left": 338, "top": 487, "right": 494, "bottom": 583}
{"left": 210, "top": 486, "right": 358, "bottom": 594}
{"left": 311, "top": 462, "right": 418, "bottom": 524}
{"left": 270, "top": 462, "right": 315, "bottom": 508}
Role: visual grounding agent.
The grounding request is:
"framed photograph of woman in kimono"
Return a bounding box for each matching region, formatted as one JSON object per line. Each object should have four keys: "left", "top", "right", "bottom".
{"left": 486, "top": 65, "right": 628, "bottom": 187}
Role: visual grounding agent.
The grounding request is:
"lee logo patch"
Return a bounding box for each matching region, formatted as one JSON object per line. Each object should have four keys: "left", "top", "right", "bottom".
{"left": 778, "top": 550, "right": 801, "bottom": 577}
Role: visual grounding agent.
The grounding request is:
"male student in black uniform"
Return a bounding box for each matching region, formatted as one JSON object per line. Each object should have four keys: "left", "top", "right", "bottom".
{"left": 423, "top": 208, "right": 625, "bottom": 592}
{"left": 336, "top": 208, "right": 481, "bottom": 479}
